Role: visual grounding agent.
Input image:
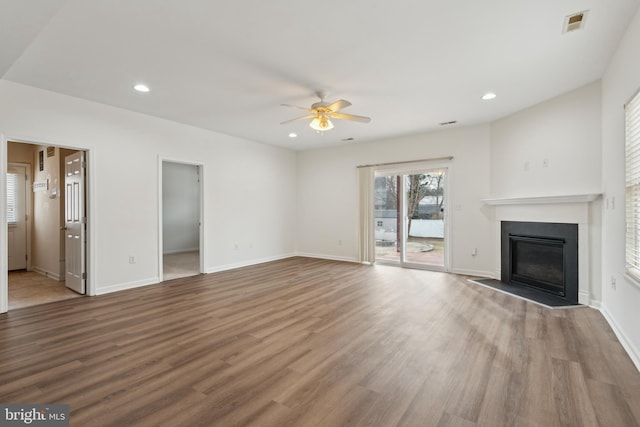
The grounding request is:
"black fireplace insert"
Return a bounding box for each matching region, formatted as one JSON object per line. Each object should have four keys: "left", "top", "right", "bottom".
{"left": 501, "top": 221, "right": 578, "bottom": 305}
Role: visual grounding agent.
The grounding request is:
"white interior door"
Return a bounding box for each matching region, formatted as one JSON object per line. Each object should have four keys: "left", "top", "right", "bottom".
{"left": 64, "top": 152, "right": 85, "bottom": 294}
{"left": 7, "top": 164, "right": 27, "bottom": 270}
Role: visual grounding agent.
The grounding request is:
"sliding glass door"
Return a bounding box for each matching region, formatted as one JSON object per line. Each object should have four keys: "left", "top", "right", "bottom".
{"left": 374, "top": 168, "right": 447, "bottom": 270}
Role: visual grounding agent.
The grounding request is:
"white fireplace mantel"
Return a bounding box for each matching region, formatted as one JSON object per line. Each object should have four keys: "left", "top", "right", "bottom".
{"left": 482, "top": 193, "right": 601, "bottom": 206}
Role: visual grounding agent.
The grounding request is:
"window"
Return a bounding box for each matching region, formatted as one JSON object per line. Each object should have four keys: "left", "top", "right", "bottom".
{"left": 625, "top": 89, "right": 640, "bottom": 279}
{"left": 6, "top": 172, "right": 17, "bottom": 224}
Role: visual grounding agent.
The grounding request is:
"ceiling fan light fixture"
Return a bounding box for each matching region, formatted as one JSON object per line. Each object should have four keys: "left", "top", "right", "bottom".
{"left": 310, "top": 116, "right": 334, "bottom": 131}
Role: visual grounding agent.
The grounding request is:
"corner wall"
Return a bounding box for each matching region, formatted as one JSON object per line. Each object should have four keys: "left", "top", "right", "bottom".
{"left": 601, "top": 8, "right": 640, "bottom": 370}
{"left": 489, "top": 82, "right": 603, "bottom": 304}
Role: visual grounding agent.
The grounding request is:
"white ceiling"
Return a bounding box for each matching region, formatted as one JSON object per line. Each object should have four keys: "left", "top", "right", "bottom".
{"left": 2, "top": 0, "right": 638, "bottom": 150}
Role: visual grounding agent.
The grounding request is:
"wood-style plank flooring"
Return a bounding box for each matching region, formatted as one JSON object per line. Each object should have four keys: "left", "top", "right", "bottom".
{"left": 1, "top": 257, "right": 639, "bottom": 426}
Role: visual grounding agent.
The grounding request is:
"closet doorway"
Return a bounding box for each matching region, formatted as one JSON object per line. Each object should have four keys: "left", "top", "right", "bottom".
{"left": 161, "top": 160, "right": 203, "bottom": 281}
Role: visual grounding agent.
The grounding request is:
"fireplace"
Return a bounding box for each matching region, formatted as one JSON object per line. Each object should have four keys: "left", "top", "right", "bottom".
{"left": 501, "top": 221, "right": 578, "bottom": 304}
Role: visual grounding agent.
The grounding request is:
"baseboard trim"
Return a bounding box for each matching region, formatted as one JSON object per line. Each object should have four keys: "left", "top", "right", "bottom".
{"left": 589, "top": 299, "right": 602, "bottom": 310}
{"left": 96, "top": 277, "right": 160, "bottom": 295}
{"left": 600, "top": 305, "right": 640, "bottom": 373}
{"left": 295, "top": 252, "right": 359, "bottom": 263}
{"left": 207, "top": 253, "right": 297, "bottom": 274}
{"left": 31, "top": 267, "right": 63, "bottom": 281}
{"left": 450, "top": 268, "right": 495, "bottom": 278}
{"left": 163, "top": 248, "right": 199, "bottom": 255}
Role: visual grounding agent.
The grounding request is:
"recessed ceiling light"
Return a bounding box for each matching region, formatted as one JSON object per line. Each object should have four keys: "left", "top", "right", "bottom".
{"left": 482, "top": 92, "right": 497, "bottom": 101}
{"left": 288, "top": 132, "right": 297, "bottom": 138}
{"left": 133, "top": 84, "right": 150, "bottom": 93}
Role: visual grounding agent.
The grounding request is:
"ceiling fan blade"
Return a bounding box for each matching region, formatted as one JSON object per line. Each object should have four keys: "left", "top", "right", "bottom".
{"left": 326, "top": 99, "right": 352, "bottom": 112}
{"left": 281, "top": 103, "right": 312, "bottom": 112}
{"left": 329, "top": 112, "right": 371, "bottom": 123}
{"left": 280, "top": 113, "right": 316, "bottom": 125}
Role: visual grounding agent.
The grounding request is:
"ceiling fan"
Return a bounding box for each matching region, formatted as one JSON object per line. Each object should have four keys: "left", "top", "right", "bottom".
{"left": 281, "top": 91, "right": 371, "bottom": 132}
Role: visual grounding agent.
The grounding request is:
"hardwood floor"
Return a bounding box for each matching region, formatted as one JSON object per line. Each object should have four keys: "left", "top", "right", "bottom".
{"left": 0, "top": 257, "right": 638, "bottom": 426}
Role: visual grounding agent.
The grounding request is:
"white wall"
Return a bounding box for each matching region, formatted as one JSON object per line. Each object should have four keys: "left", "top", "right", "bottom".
{"left": 601, "top": 8, "right": 640, "bottom": 369}
{"left": 162, "top": 161, "right": 200, "bottom": 254}
{"left": 31, "top": 145, "right": 63, "bottom": 279}
{"left": 296, "top": 125, "right": 494, "bottom": 277}
{"left": 490, "top": 81, "right": 602, "bottom": 198}
{"left": 0, "top": 80, "right": 297, "bottom": 301}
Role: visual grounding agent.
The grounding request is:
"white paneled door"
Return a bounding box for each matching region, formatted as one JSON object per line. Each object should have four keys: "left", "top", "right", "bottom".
{"left": 7, "top": 164, "right": 27, "bottom": 271}
{"left": 64, "top": 152, "right": 86, "bottom": 294}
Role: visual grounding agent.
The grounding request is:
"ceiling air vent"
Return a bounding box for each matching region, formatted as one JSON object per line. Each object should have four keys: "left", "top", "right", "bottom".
{"left": 563, "top": 11, "right": 588, "bottom": 33}
{"left": 439, "top": 120, "right": 457, "bottom": 126}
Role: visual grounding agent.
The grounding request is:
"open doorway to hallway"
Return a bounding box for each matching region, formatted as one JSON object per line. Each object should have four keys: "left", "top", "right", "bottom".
{"left": 6, "top": 141, "right": 87, "bottom": 309}
{"left": 161, "top": 161, "right": 202, "bottom": 281}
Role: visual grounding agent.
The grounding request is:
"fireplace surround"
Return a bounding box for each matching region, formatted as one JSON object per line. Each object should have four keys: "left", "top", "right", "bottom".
{"left": 483, "top": 193, "right": 601, "bottom": 306}
{"left": 501, "top": 221, "right": 578, "bottom": 304}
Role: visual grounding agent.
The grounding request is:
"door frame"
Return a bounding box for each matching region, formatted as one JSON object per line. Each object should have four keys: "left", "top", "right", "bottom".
{"left": 1, "top": 135, "right": 95, "bottom": 313}
{"left": 373, "top": 160, "right": 452, "bottom": 272}
{"left": 157, "top": 157, "right": 205, "bottom": 280}
{"left": 7, "top": 162, "right": 32, "bottom": 272}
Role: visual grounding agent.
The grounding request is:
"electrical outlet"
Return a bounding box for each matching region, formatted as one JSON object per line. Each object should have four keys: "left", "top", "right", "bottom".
{"left": 471, "top": 248, "right": 477, "bottom": 256}
{"left": 128, "top": 255, "right": 136, "bottom": 264}
{"left": 543, "top": 158, "right": 549, "bottom": 168}
{"left": 611, "top": 276, "right": 616, "bottom": 290}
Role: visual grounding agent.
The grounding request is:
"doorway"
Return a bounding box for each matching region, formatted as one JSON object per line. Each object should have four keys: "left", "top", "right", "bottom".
{"left": 374, "top": 167, "right": 448, "bottom": 271}
{"left": 161, "top": 160, "right": 203, "bottom": 281}
{"left": 5, "top": 141, "right": 87, "bottom": 310}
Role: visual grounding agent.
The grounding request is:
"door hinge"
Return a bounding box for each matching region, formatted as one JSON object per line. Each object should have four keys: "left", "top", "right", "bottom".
{"left": 82, "top": 217, "right": 87, "bottom": 224}
{"left": 82, "top": 272, "right": 87, "bottom": 280}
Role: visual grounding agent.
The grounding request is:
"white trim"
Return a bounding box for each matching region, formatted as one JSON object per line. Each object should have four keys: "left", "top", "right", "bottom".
{"left": 482, "top": 193, "right": 601, "bottom": 205}
{"left": 95, "top": 277, "right": 160, "bottom": 295}
{"left": 589, "top": 299, "right": 602, "bottom": 310}
{"left": 162, "top": 248, "right": 199, "bottom": 255}
{"left": 600, "top": 305, "right": 640, "bottom": 373}
{"left": 0, "top": 134, "right": 8, "bottom": 313}
{"left": 207, "top": 253, "right": 298, "bottom": 274}
{"left": 295, "top": 252, "right": 359, "bottom": 263}
{"left": 31, "top": 267, "right": 63, "bottom": 281}
{"left": 450, "top": 268, "right": 496, "bottom": 278}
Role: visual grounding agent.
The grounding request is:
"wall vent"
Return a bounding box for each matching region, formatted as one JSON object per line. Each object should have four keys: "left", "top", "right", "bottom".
{"left": 439, "top": 120, "right": 457, "bottom": 126}
{"left": 563, "top": 10, "right": 588, "bottom": 33}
